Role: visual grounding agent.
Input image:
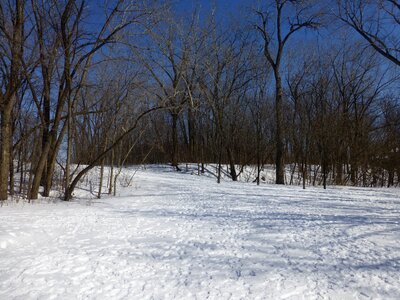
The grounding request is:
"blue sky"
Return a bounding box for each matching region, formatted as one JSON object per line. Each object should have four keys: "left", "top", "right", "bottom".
{"left": 86, "top": 0, "right": 252, "bottom": 31}
{"left": 174, "top": 0, "right": 246, "bottom": 12}
{"left": 173, "top": 0, "right": 254, "bottom": 22}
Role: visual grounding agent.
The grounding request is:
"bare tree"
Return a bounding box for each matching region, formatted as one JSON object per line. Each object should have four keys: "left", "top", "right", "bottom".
{"left": 25, "top": 0, "right": 149, "bottom": 200}
{"left": 199, "top": 28, "right": 253, "bottom": 183}
{"left": 0, "top": 0, "right": 24, "bottom": 200}
{"left": 133, "top": 10, "right": 203, "bottom": 171}
{"left": 256, "top": 0, "right": 322, "bottom": 184}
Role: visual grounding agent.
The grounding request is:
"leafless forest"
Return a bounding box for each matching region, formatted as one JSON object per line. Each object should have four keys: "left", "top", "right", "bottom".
{"left": 0, "top": 0, "right": 399, "bottom": 201}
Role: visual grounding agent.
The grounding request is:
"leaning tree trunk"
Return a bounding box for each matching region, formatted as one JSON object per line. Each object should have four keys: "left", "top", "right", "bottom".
{"left": 43, "top": 144, "right": 57, "bottom": 197}
{"left": 43, "top": 115, "right": 68, "bottom": 196}
{"left": 29, "top": 139, "right": 52, "bottom": 199}
{"left": 29, "top": 89, "right": 68, "bottom": 199}
{"left": 64, "top": 105, "right": 164, "bottom": 201}
{"left": 226, "top": 147, "right": 238, "bottom": 181}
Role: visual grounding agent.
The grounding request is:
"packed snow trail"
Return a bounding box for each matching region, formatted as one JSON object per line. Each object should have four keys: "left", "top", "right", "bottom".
{"left": 1, "top": 165, "right": 400, "bottom": 299}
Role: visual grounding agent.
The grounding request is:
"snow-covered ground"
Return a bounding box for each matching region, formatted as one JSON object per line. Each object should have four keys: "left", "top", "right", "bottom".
{"left": 1, "top": 165, "right": 400, "bottom": 299}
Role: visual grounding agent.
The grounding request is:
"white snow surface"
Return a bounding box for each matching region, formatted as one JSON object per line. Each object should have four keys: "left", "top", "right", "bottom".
{"left": 1, "top": 165, "right": 400, "bottom": 300}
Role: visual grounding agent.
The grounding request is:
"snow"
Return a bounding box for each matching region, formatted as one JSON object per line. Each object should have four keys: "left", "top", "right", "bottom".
{"left": 1, "top": 165, "right": 400, "bottom": 299}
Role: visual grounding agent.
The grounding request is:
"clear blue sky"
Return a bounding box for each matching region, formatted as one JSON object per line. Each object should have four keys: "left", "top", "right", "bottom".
{"left": 173, "top": 0, "right": 254, "bottom": 22}
{"left": 87, "top": 0, "right": 253, "bottom": 29}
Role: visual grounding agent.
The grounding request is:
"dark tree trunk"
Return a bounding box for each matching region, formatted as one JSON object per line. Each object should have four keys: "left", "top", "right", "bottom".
{"left": 256, "top": 136, "right": 261, "bottom": 186}
{"left": 0, "top": 1, "right": 23, "bottom": 200}
{"left": 217, "top": 143, "right": 222, "bottom": 184}
{"left": 322, "top": 157, "right": 327, "bottom": 190}
{"left": 350, "top": 162, "right": 357, "bottom": 186}
{"left": 9, "top": 145, "right": 14, "bottom": 196}
{"left": 108, "top": 148, "right": 114, "bottom": 195}
{"left": 0, "top": 111, "right": 12, "bottom": 200}
{"left": 335, "top": 160, "right": 343, "bottom": 185}
{"left": 388, "top": 168, "right": 394, "bottom": 187}
{"left": 227, "top": 147, "right": 237, "bottom": 181}
{"left": 274, "top": 71, "right": 285, "bottom": 184}
{"left": 171, "top": 113, "right": 180, "bottom": 171}
{"left": 188, "top": 107, "right": 195, "bottom": 161}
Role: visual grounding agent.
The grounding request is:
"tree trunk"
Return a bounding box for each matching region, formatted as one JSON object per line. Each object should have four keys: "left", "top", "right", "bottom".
{"left": 0, "top": 0, "right": 23, "bottom": 200}
{"left": 98, "top": 160, "right": 104, "bottom": 198}
{"left": 201, "top": 137, "right": 205, "bottom": 173}
{"left": 227, "top": 147, "right": 237, "bottom": 181}
{"left": 29, "top": 139, "right": 52, "bottom": 199}
{"left": 322, "top": 158, "right": 327, "bottom": 190}
{"left": 171, "top": 113, "right": 180, "bottom": 170}
{"left": 9, "top": 147, "right": 14, "bottom": 196}
{"left": 43, "top": 121, "right": 68, "bottom": 197}
{"left": 350, "top": 162, "right": 357, "bottom": 186}
{"left": 256, "top": 139, "right": 261, "bottom": 186}
{"left": 188, "top": 107, "right": 195, "bottom": 161}
{"left": 18, "top": 146, "right": 23, "bottom": 193}
{"left": 43, "top": 151, "right": 56, "bottom": 197}
{"left": 40, "top": 95, "right": 51, "bottom": 188}
{"left": 388, "top": 168, "right": 394, "bottom": 187}
{"left": 108, "top": 148, "right": 114, "bottom": 195}
{"left": 64, "top": 106, "right": 163, "bottom": 201}
{"left": 217, "top": 144, "right": 222, "bottom": 184}
{"left": 274, "top": 71, "right": 285, "bottom": 184}
{"left": 64, "top": 95, "right": 72, "bottom": 200}
{"left": 29, "top": 91, "right": 68, "bottom": 199}
{"left": 335, "top": 160, "right": 343, "bottom": 185}
{"left": 0, "top": 111, "right": 12, "bottom": 200}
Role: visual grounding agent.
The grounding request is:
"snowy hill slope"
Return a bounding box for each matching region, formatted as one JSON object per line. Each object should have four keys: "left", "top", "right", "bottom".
{"left": 1, "top": 165, "right": 400, "bottom": 299}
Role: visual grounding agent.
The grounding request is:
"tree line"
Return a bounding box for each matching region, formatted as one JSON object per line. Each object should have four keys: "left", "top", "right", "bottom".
{"left": 0, "top": 0, "right": 399, "bottom": 201}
